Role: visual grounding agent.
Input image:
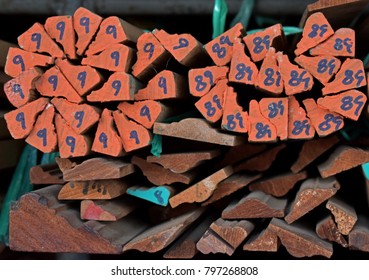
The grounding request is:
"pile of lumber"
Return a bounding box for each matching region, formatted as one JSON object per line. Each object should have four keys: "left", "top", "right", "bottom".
{"left": 4, "top": 5, "right": 369, "bottom": 258}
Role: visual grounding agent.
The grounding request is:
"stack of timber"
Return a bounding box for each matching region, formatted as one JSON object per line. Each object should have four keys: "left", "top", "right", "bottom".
{"left": 5, "top": 3, "right": 369, "bottom": 259}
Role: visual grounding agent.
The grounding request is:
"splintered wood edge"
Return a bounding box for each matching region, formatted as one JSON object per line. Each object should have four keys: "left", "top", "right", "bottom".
{"left": 316, "top": 215, "right": 348, "bottom": 247}
{"left": 326, "top": 197, "right": 358, "bottom": 235}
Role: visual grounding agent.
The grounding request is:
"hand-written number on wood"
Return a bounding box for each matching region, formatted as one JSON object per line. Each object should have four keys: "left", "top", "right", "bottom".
{"left": 80, "top": 17, "right": 90, "bottom": 33}
{"left": 154, "top": 190, "right": 164, "bottom": 204}
{"left": 31, "top": 33, "right": 41, "bottom": 50}
{"left": 106, "top": 25, "right": 117, "bottom": 39}
{"left": 77, "top": 71, "right": 87, "bottom": 88}
{"left": 268, "top": 101, "right": 284, "bottom": 118}
{"left": 110, "top": 51, "right": 120, "bottom": 67}
{"left": 292, "top": 120, "right": 310, "bottom": 136}
{"left": 235, "top": 63, "right": 253, "bottom": 81}
{"left": 253, "top": 35, "right": 270, "bottom": 54}
{"left": 341, "top": 95, "right": 364, "bottom": 116}
{"left": 13, "top": 55, "right": 25, "bottom": 72}
{"left": 308, "top": 24, "right": 328, "bottom": 38}
{"left": 317, "top": 59, "right": 335, "bottom": 75}
{"left": 16, "top": 112, "right": 26, "bottom": 130}
{"left": 112, "top": 80, "right": 121, "bottom": 96}
{"left": 129, "top": 130, "right": 140, "bottom": 144}
{"left": 255, "top": 122, "right": 272, "bottom": 139}
{"left": 264, "top": 68, "right": 281, "bottom": 86}
{"left": 173, "top": 38, "right": 189, "bottom": 50}
{"left": 226, "top": 113, "right": 244, "bottom": 130}
{"left": 99, "top": 132, "right": 108, "bottom": 148}
{"left": 318, "top": 114, "right": 342, "bottom": 132}
{"left": 143, "top": 43, "right": 155, "bottom": 59}
{"left": 158, "top": 77, "right": 167, "bottom": 94}
{"left": 66, "top": 136, "right": 76, "bottom": 153}
{"left": 74, "top": 111, "right": 85, "bottom": 128}
{"left": 37, "top": 128, "right": 47, "bottom": 147}
{"left": 195, "top": 71, "right": 213, "bottom": 92}
{"left": 288, "top": 70, "right": 310, "bottom": 89}
{"left": 204, "top": 95, "right": 222, "bottom": 117}
{"left": 48, "top": 75, "right": 58, "bottom": 91}
{"left": 342, "top": 70, "right": 364, "bottom": 87}
{"left": 334, "top": 38, "right": 352, "bottom": 53}
{"left": 13, "top": 84, "right": 25, "bottom": 99}
{"left": 56, "top": 21, "right": 65, "bottom": 40}
{"left": 140, "top": 105, "right": 151, "bottom": 121}
{"left": 212, "top": 35, "right": 232, "bottom": 59}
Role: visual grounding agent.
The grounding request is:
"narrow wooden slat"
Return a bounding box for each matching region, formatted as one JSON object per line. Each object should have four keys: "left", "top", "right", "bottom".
{"left": 288, "top": 96, "right": 315, "bottom": 140}
{"left": 248, "top": 100, "right": 277, "bottom": 142}
{"left": 316, "top": 215, "right": 348, "bottom": 247}
{"left": 326, "top": 197, "right": 357, "bottom": 235}
{"left": 29, "top": 163, "right": 65, "bottom": 185}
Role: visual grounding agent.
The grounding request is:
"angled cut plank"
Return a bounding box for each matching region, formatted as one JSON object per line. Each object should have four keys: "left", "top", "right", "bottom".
{"left": 123, "top": 207, "right": 205, "bottom": 253}
{"left": 58, "top": 179, "right": 131, "bottom": 200}
{"left": 29, "top": 163, "right": 64, "bottom": 185}
{"left": 169, "top": 166, "right": 234, "bottom": 208}
{"left": 316, "top": 215, "right": 348, "bottom": 247}
{"left": 259, "top": 97, "right": 288, "bottom": 140}
{"left": 222, "top": 191, "right": 287, "bottom": 219}
{"left": 290, "top": 134, "right": 340, "bottom": 173}
{"left": 10, "top": 185, "right": 149, "bottom": 254}
{"left": 349, "top": 216, "right": 369, "bottom": 252}
{"left": 196, "top": 229, "right": 234, "bottom": 256}
{"left": 288, "top": 96, "right": 315, "bottom": 140}
{"left": 269, "top": 218, "right": 333, "bottom": 258}
{"left": 56, "top": 157, "right": 135, "bottom": 181}
{"left": 243, "top": 222, "right": 280, "bottom": 252}
{"left": 284, "top": 177, "right": 340, "bottom": 224}
{"left": 318, "top": 146, "right": 369, "bottom": 178}
{"left": 147, "top": 150, "right": 221, "bottom": 173}
{"left": 126, "top": 186, "right": 174, "bottom": 207}
{"left": 154, "top": 118, "right": 245, "bottom": 146}
{"left": 249, "top": 171, "right": 308, "bottom": 197}
{"left": 248, "top": 100, "right": 277, "bottom": 142}
{"left": 326, "top": 197, "right": 357, "bottom": 235}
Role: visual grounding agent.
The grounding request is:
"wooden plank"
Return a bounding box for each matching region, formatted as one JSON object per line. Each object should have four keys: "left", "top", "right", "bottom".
{"left": 91, "top": 109, "right": 125, "bottom": 157}
{"left": 290, "top": 135, "right": 340, "bottom": 173}
{"left": 131, "top": 155, "right": 194, "bottom": 185}
{"left": 248, "top": 100, "right": 277, "bottom": 142}
{"left": 288, "top": 95, "right": 315, "bottom": 140}
{"left": 316, "top": 215, "right": 348, "bottom": 247}
{"left": 0, "top": 139, "right": 24, "bottom": 170}
{"left": 44, "top": 15, "right": 77, "bottom": 59}
{"left": 243, "top": 222, "right": 280, "bottom": 252}
{"left": 123, "top": 207, "right": 205, "bottom": 253}
{"left": 10, "top": 185, "right": 149, "bottom": 254}
{"left": 349, "top": 216, "right": 369, "bottom": 252}
{"left": 3, "top": 67, "right": 41, "bottom": 108}
{"left": 154, "top": 118, "right": 245, "bottom": 146}
{"left": 318, "top": 146, "right": 369, "bottom": 178}
{"left": 196, "top": 229, "right": 234, "bottom": 256}
{"left": 17, "top": 22, "right": 64, "bottom": 58}
{"left": 284, "top": 177, "right": 340, "bottom": 224}
{"left": 58, "top": 179, "right": 131, "bottom": 200}
{"left": 169, "top": 166, "right": 234, "bottom": 208}
{"left": 5, "top": 47, "right": 54, "bottom": 78}
{"left": 134, "top": 70, "right": 188, "bottom": 100}
{"left": 295, "top": 12, "right": 334, "bottom": 56}
{"left": 222, "top": 191, "right": 287, "bottom": 219}
{"left": 204, "top": 23, "right": 244, "bottom": 66}
{"left": 25, "top": 104, "right": 57, "bottom": 153}
{"left": 326, "top": 197, "right": 357, "bottom": 235}
{"left": 80, "top": 196, "right": 139, "bottom": 221}
{"left": 147, "top": 150, "right": 221, "bottom": 173}
{"left": 126, "top": 186, "right": 174, "bottom": 207}
{"left": 4, "top": 97, "right": 49, "bottom": 139}
{"left": 269, "top": 218, "right": 333, "bottom": 258}
{"left": 217, "top": 143, "right": 267, "bottom": 168}
{"left": 56, "top": 157, "right": 135, "bottom": 181}
{"left": 202, "top": 173, "right": 262, "bottom": 206}
{"left": 188, "top": 66, "right": 229, "bottom": 97}
{"left": 29, "top": 163, "right": 65, "bottom": 185}
{"left": 85, "top": 16, "right": 143, "bottom": 56}
{"left": 249, "top": 171, "right": 308, "bottom": 197}
{"left": 234, "top": 144, "right": 286, "bottom": 172}
{"left": 244, "top": 23, "right": 285, "bottom": 62}
{"left": 259, "top": 97, "right": 288, "bottom": 140}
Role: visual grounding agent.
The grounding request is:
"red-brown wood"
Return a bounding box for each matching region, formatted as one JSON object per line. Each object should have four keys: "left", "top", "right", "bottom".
{"left": 288, "top": 96, "right": 315, "bottom": 140}
{"left": 248, "top": 100, "right": 277, "bottom": 142}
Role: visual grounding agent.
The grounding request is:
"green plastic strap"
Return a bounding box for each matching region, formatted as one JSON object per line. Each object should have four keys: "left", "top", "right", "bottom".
{"left": 247, "top": 26, "right": 303, "bottom": 36}
{"left": 40, "top": 152, "right": 60, "bottom": 165}
{"left": 230, "top": 0, "right": 254, "bottom": 30}
{"left": 0, "top": 145, "right": 37, "bottom": 245}
{"left": 362, "top": 163, "right": 369, "bottom": 180}
{"left": 212, "top": 0, "right": 228, "bottom": 39}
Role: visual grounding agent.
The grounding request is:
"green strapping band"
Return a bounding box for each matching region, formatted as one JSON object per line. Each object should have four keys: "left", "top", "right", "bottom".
{"left": 247, "top": 26, "right": 303, "bottom": 36}
{"left": 230, "top": 0, "right": 254, "bottom": 30}
{"left": 212, "top": 0, "right": 228, "bottom": 39}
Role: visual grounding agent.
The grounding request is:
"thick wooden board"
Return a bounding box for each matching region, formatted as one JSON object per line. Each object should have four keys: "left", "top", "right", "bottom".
{"left": 326, "top": 197, "right": 357, "bottom": 235}
{"left": 29, "top": 163, "right": 65, "bottom": 185}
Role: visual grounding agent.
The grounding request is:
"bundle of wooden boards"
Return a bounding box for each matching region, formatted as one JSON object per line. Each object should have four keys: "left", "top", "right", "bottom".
{"left": 5, "top": 6, "right": 369, "bottom": 258}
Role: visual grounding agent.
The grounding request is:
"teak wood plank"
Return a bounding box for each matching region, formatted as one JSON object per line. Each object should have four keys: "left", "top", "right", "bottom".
{"left": 5, "top": 47, "right": 54, "bottom": 78}
{"left": 132, "top": 32, "right": 171, "bottom": 82}
{"left": 202, "top": 173, "right": 262, "bottom": 206}
{"left": 290, "top": 134, "right": 340, "bottom": 173}
{"left": 303, "top": 98, "right": 344, "bottom": 137}
{"left": 349, "top": 216, "right": 369, "bottom": 252}
{"left": 222, "top": 191, "right": 287, "bottom": 219}
{"left": 85, "top": 16, "right": 143, "bottom": 56}
{"left": 126, "top": 185, "right": 174, "bottom": 207}
{"left": 147, "top": 150, "right": 221, "bottom": 174}
{"left": 113, "top": 111, "right": 152, "bottom": 152}
{"left": 4, "top": 97, "right": 48, "bottom": 139}
{"left": 73, "top": 7, "right": 103, "bottom": 56}
{"left": 169, "top": 166, "right": 234, "bottom": 208}
{"left": 17, "top": 22, "right": 64, "bottom": 58}
{"left": 221, "top": 85, "right": 249, "bottom": 133}
{"left": 134, "top": 70, "right": 187, "bottom": 101}
{"left": 54, "top": 114, "right": 91, "bottom": 158}
{"left": 58, "top": 179, "right": 131, "bottom": 200}
{"left": 196, "top": 229, "right": 234, "bottom": 256}
{"left": 326, "top": 197, "right": 357, "bottom": 235}
{"left": 243, "top": 222, "right": 280, "bottom": 252}
{"left": 288, "top": 95, "right": 315, "bottom": 140}
{"left": 249, "top": 171, "right": 308, "bottom": 197}
{"left": 154, "top": 118, "right": 245, "bottom": 146}
{"left": 91, "top": 109, "right": 125, "bottom": 157}
{"left": 284, "top": 177, "right": 340, "bottom": 224}
{"left": 51, "top": 97, "right": 101, "bottom": 134}
{"left": 82, "top": 44, "right": 136, "bottom": 72}
{"left": 123, "top": 207, "right": 205, "bottom": 253}
{"left": 80, "top": 196, "right": 139, "bottom": 221}
{"left": 188, "top": 66, "right": 229, "bottom": 97}
{"left": 25, "top": 104, "right": 57, "bottom": 153}
{"left": 248, "top": 100, "right": 277, "bottom": 142}
{"left": 29, "top": 163, "right": 65, "bottom": 185}
{"left": 44, "top": 16, "right": 77, "bottom": 59}
{"left": 35, "top": 66, "right": 83, "bottom": 103}
{"left": 244, "top": 23, "right": 285, "bottom": 62}
{"left": 316, "top": 215, "right": 348, "bottom": 247}
{"left": 204, "top": 23, "right": 244, "bottom": 66}
{"left": 295, "top": 12, "right": 334, "bottom": 56}
{"left": 317, "top": 146, "right": 369, "bottom": 178}
{"left": 56, "top": 157, "right": 135, "bottom": 181}
{"left": 131, "top": 156, "right": 194, "bottom": 185}
{"left": 153, "top": 29, "right": 209, "bottom": 68}
{"left": 10, "top": 185, "right": 149, "bottom": 254}
{"left": 269, "top": 218, "right": 333, "bottom": 258}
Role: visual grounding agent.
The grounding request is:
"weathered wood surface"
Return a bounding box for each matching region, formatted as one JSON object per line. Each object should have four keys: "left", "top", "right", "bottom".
{"left": 30, "top": 163, "right": 65, "bottom": 185}
{"left": 243, "top": 222, "right": 280, "bottom": 252}
{"left": 316, "top": 215, "right": 348, "bottom": 247}
{"left": 326, "top": 197, "right": 357, "bottom": 235}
